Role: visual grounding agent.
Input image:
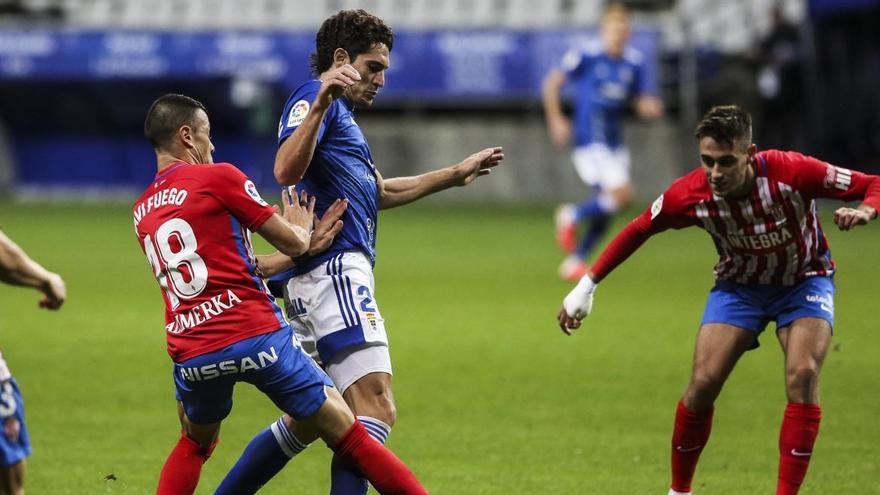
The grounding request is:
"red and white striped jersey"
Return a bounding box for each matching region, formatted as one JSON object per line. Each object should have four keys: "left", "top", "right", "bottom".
{"left": 591, "top": 149, "right": 880, "bottom": 285}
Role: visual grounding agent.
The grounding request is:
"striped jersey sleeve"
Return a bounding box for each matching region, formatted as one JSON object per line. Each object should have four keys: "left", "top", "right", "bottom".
{"left": 762, "top": 149, "right": 880, "bottom": 211}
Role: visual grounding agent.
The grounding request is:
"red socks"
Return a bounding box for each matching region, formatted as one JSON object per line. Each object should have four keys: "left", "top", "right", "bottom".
{"left": 668, "top": 400, "right": 820, "bottom": 494}
{"left": 777, "top": 402, "right": 821, "bottom": 495}
{"left": 156, "top": 434, "right": 217, "bottom": 495}
{"left": 670, "top": 400, "right": 714, "bottom": 493}
{"left": 332, "top": 420, "right": 428, "bottom": 495}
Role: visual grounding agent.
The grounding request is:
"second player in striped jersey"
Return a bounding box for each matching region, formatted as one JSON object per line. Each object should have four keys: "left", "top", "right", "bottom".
{"left": 596, "top": 147, "right": 877, "bottom": 286}
{"left": 558, "top": 105, "right": 879, "bottom": 495}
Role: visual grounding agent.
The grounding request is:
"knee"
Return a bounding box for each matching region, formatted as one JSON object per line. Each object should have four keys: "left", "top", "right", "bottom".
{"left": 363, "top": 394, "right": 396, "bottom": 428}
{"left": 683, "top": 373, "right": 724, "bottom": 410}
{"left": 345, "top": 373, "right": 397, "bottom": 427}
{"left": 786, "top": 365, "right": 820, "bottom": 402}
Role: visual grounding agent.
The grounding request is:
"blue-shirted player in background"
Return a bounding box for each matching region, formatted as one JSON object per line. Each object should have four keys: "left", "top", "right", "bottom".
{"left": 543, "top": 2, "right": 663, "bottom": 281}
{"left": 218, "top": 9, "right": 503, "bottom": 494}
{"left": 0, "top": 229, "right": 66, "bottom": 495}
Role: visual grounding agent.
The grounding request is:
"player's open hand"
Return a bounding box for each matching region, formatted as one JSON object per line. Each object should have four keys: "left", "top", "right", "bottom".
{"left": 454, "top": 147, "right": 504, "bottom": 186}
{"left": 833, "top": 206, "right": 876, "bottom": 231}
{"left": 317, "top": 64, "right": 361, "bottom": 107}
{"left": 308, "top": 198, "right": 348, "bottom": 257}
{"left": 39, "top": 272, "right": 66, "bottom": 310}
{"left": 281, "top": 187, "right": 315, "bottom": 238}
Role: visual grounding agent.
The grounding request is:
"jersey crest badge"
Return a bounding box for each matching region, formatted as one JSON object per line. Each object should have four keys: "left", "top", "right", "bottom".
{"left": 287, "top": 100, "right": 310, "bottom": 128}
{"left": 770, "top": 204, "right": 787, "bottom": 221}
{"left": 244, "top": 180, "right": 269, "bottom": 207}
{"left": 650, "top": 194, "right": 664, "bottom": 220}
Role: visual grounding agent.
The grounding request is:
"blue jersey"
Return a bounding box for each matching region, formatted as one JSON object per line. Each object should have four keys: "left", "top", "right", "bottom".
{"left": 561, "top": 40, "right": 651, "bottom": 148}
{"left": 274, "top": 80, "right": 379, "bottom": 279}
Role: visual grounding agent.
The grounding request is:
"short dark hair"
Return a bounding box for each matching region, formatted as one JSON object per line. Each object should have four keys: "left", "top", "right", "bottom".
{"left": 310, "top": 9, "right": 393, "bottom": 76}
{"left": 144, "top": 94, "right": 208, "bottom": 151}
{"left": 603, "top": 1, "right": 630, "bottom": 19}
{"left": 694, "top": 105, "right": 753, "bottom": 150}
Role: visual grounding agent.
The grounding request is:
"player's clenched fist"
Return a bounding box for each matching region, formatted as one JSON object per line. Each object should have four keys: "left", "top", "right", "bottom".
{"left": 833, "top": 206, "right": 876, "bottom": 231}
{"left": 38, "top": 272, "right": 66, "bottom": 310}
{"left": 558, "top": 274, "right": 597, "bottom": 335}
{"left": 317, "top": 64, "right": 361, "bottom": 107}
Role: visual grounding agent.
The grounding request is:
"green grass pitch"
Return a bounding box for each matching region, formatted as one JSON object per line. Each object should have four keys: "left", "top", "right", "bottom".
{"left": 0, "top": 201, "right": 878, "bottom": 494}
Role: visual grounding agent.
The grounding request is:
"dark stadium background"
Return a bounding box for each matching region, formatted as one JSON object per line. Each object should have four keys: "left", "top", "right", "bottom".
{"left": 1, "top": 0, "right": 878, "bottom": 200}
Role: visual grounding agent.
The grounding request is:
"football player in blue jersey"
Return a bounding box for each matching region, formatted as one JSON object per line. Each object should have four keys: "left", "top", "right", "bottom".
{"left": 217, "top": 9, "right": 503, "bottom": 494}
{"left": 543, "top": 2, "right": 664, "bottom": 281}
{"left": 0, "top": 229, "right": 65, "bottom": 495}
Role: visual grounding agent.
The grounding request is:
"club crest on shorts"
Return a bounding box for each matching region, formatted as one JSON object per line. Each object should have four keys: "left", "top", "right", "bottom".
{"left": 364, "top": 312, "right": 379, "bottom": 333}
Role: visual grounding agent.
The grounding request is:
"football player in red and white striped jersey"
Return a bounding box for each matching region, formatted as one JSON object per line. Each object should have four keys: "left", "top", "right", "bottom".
{"left": 558, "top": 105, "right": 879, "bottom": 495}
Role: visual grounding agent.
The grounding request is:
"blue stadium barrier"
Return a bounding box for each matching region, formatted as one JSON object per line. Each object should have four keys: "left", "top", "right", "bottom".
{"left": 0, "top": 27, "right": 659, "bottom": 191}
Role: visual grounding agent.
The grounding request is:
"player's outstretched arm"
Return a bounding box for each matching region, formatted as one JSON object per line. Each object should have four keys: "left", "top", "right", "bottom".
{"left": 779, "top": 151, "right": 880, "bottom": 230}
{"left": 257, "top": 196, "right": 348, "bottom": 277}
{"left": 275, "top": 65, "right": 362, "bottom": 185}
{"left": 377, "top": 147, "right": 504, "bottom": 210}
{"left": 555, "top": 197, "right": 684, "bottom": 334}
{"left": 0, "top": 229, "right": 66, "bottom": 309}
{"left": 257, "top": 189, "right": 315, "bottom": 258}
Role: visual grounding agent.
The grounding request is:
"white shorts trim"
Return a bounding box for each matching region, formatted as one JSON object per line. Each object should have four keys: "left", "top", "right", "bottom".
{"left": 572, "top": 143, "right": 631, "bottom": 190}
{"left": 325, "top": 344, "right": 392, "bottom": 394}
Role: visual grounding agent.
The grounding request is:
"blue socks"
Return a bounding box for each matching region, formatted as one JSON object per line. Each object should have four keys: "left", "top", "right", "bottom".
{"left": 215, "top": 415, "right": 391, "bottom": 495}
{"left": 575, "top": 197, "right": 605, "bottom": 221}
{"left": 573, "top": 189, "right": 618, "bottom": 259}
{"left": 329, "top": 416, "right": 391, "bottom": 495}
{"left": 215, "top": 417, "right": 308, "bottom": 495}
{"left": 575, "top": 213, "right": 611, "bottom": 258}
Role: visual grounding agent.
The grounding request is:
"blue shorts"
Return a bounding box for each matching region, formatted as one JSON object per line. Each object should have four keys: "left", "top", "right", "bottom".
{"left": 173, "top": 325, "right": 334, "bottom": 425}
{"left": 701, "top": 276, "right": 835, "bottom": 348}
{"left": 0, "top": 379, "right": 31, "bottom": 467}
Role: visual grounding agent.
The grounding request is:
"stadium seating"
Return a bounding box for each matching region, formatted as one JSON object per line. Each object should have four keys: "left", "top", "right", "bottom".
{"left": 34, "top": 0, "right": 804, "bottom": 57}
